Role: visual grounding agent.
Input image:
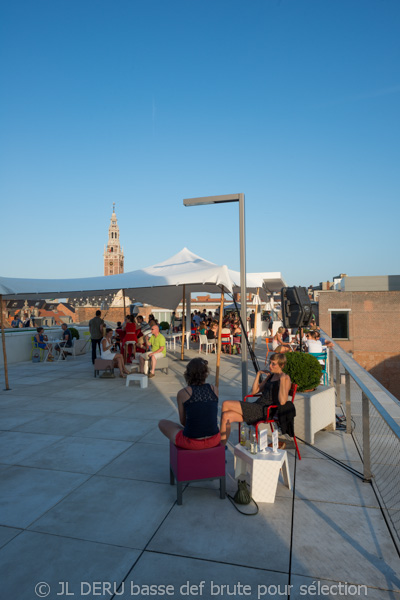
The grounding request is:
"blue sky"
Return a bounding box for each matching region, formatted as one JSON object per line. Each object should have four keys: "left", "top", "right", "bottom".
{"left": 1, "top": 0, "right": 399, "bottom": 286}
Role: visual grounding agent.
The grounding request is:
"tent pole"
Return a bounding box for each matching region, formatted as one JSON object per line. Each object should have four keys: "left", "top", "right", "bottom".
{"left": 0, "top": 295, "right": 10, "bottom": 391}
{"left": 122, "top": 289, "right": 126, "bottom": 317}
{"left": 215, "top": 291, "right": 224, "bottom": 388}
{"left": 252, "top": 287, "right": 259, "bottom": 353}
{"left": 180, "top": 285, "right": 185, "bottom": 361}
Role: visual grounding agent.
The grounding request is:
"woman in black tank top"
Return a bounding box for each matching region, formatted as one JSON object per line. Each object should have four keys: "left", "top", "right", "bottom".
{"left": 158, "top": 358, "right": 221, "bottom": 450}
{"left": 219, "top": 352, "right": 291, "bottom": 445}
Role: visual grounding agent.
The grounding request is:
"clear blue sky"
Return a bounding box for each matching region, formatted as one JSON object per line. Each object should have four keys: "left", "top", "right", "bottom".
{"left": 1, "top": 0, "right": 399, "bottom": 286}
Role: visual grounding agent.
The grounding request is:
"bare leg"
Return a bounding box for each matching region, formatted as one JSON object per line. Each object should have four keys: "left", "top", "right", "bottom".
{"left": 139, "top": 355, "right": 145, "bottom": 374}
{"left": 159, "top": 419, "right": 183, "bottom": 443}
{"left": 220, "top": 400, "right": 244, "bottom": 445}
{"left": 150, "top": 355, "right": 156, "bottom": 375}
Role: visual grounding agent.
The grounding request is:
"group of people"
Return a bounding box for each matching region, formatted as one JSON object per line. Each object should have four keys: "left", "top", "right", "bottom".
{"left": 159, "top": 352, "right": 292, "bottom": 450}
{"left": 89, "top": 310, "right": 167, "bottom": 378}
{"left": 33, "top": 323, "right": 73, "bottom": 361}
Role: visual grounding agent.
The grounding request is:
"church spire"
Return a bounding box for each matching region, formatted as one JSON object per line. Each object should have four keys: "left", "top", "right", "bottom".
{"left": 103, "top": 205, "right": 124, "bottom": 276}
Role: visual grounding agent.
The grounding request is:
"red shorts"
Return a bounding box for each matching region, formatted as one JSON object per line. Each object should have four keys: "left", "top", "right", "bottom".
{"left": 174, "top": 431, "right": 221, "bottom": 450}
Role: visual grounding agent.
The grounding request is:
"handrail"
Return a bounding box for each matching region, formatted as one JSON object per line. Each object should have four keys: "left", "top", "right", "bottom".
{"left": 321, "top": 330, "right": 400, "bottom": 438}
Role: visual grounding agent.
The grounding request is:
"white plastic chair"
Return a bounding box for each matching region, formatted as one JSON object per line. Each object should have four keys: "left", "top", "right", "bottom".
{"left": 199, "top": 334, "right": 216, "bottom": 354}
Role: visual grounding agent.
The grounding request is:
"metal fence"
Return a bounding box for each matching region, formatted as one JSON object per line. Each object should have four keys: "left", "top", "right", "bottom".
{"left": 325, "top": 333, "right": 400, "bottom": 553}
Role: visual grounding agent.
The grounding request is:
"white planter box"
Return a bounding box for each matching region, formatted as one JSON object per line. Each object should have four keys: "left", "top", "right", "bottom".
{"left": 294, "top": 386, "right": 336, "bottom": 445}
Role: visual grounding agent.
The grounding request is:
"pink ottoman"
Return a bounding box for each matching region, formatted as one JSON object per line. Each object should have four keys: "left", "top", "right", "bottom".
{"left": 169, "top": 442, "right": 226, "bottom": 505}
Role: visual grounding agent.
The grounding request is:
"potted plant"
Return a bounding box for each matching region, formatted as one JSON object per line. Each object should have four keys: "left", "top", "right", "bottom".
{"left": 283, "top": 352, "right": 322, "bottom": 392}
{"left": 159, "top": 321, "right": 170, "bottom": 331}
{"left": 68, "top": 327, "right": 80, "bottom": 340}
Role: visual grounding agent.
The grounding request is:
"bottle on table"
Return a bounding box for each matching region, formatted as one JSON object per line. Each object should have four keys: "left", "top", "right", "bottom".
{"left": 250, "top": 430, "right": 258, "bottom": 455}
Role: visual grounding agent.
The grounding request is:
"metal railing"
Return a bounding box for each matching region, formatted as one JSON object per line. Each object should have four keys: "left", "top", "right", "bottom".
{"left": 324, "top": 332, "right": 400, "bottom": 553}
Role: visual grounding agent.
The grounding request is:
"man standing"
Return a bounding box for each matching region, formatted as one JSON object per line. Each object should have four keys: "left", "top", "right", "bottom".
{"left": 248, "top": 309, "right": 255, "bottom": 336}
{"left": 89, "top": 310, "right": 104, "bottom": 364}
{"left": 139, "top": 324, "right": 166, "bottom": 378}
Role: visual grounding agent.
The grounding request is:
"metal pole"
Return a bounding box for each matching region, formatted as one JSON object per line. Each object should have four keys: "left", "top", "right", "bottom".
{"left": 239, "top": 194, "right": 248, "bottom": 399}
{"left": 180, "top": 285, "right": 185, "bottom": 361}
{"left": 0, "top": 295, "right": 10, "bottom": 391}
{"left": 362, "top": 392, "right": 372, "bottom": 482}
{"left": 122, "top": 289, "right": 126, "bottom": 316}
{"left": 252, "top": 288, "right": 259, "bottom": 353}
{"left": 335, "top": 357, "right": 341, "bottom": 407}
{"left": 345, "top": 370, "right": 352, "bottom": 434}
{"left": 215, "top": 291, "right": 224, "bottom": 388}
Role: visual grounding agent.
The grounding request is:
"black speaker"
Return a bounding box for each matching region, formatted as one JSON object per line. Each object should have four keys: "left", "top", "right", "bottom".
{"left": 281, "top": 286, "right": 312, "bottom": 329}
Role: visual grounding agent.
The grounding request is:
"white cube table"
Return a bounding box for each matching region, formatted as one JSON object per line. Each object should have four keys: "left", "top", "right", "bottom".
{"left": 234, "top": 444, "right": 291, "bottom": 503}
{"left": 126, "top": 373, "right": 148, "bottom": 388}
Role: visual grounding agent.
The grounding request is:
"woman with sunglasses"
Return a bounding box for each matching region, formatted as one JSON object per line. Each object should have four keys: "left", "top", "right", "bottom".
{"left": 220, "top": 353, "right": 291, "bottom": 445}
{"left": 158, "top": 357, "right": 221, "bottom": 449}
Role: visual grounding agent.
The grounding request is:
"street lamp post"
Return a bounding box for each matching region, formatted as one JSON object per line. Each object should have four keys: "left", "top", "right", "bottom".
{"left": 183, "top": 194, "right": 248, "bottom": 399}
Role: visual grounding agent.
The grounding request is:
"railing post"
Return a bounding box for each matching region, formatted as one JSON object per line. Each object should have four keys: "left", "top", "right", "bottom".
{"left": 345, "top": 371, "right": 351, "bottom": 434}
{"left": 335, "top": 357, "right": 341, "bottom": 407}
{"left": 362, "top": 392, "right": 372, "bottom": 483}
{"left": 329, "top": 347, "right": 334, "bottom": 386}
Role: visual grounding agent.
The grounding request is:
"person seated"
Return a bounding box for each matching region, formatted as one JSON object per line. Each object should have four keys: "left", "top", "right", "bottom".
{"left": 207, "top": 321, "right": 218, "bottom": 340}
{"left": 34, "top": 327, "right": 54, "bottom": 361}
{"left": 55, "top": 324, "right": 73, "bottom": 359}
{"left": 139, "top": 324, "right": 166, "bottom": 378}
{"left": 305, "top": 331, "right": 323, "bottom": 354}
{"left": 272, "top": 327, "right": 291, "bottom": 351}
{"left": 158, "top": 358, "right": 221, "bottom": 449}
{"left": 100, "top": 328, "right": 130, "bottom": 377}
{"left": 198, "top": 321, "right": 207, "bottom": 336}
{"left": 274, "top": 344, "right": 292, "bottom": 354}
{"left": 315, "top": 330, "right": 334, "bottom": 348}
{"left": 220, "top": 353, "right": 293, "bottom": 447}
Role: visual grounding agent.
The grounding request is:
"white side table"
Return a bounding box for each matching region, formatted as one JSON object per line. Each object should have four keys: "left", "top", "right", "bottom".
{"left": 126, "top": 373, "right": 148, "bottom": 389}
{"left": 234, "top": 444, "right": 291, "bottom": 503}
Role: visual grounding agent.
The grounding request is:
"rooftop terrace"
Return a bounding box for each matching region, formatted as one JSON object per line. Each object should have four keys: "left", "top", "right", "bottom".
{"left": 0, "top": 345, "right": 399, "bottom": 599}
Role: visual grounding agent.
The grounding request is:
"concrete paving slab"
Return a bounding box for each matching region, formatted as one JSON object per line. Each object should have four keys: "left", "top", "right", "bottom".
{"left": 122, "top": 551, "right": 290, "bottom": 600}
{"left": 0, "top": 431, "right": 63, "bottom": 464}
{"left": 114, "top": 403, "right": 177, "bottom": 420}
{"left": 41, "top": 398, "right": 131, "bottom": 416}
{"left": 138, "top": 423, "right": 171, "bottom": 445}
{"left": 0, "top": 525, "right": 22, "bottom": 549}
{"left": 99, "top": 442, "right": 171, "bottom": 484}
{"left": 18, "top": 436, "right": 132, "bottom": 474}
{"left": 294, "top": 457, "right": 378, "bottom": 507}
{"left": 0, "top": 530, "right": 139, "bottom": 600}
{"left": 0, "top": 408, "right": 48, "bottom": 430}
{"left": 148, "top": 488, "right": 293, "bottom": 571}
{"left": 0, "top": 465, "right": 88, "bottom": 528}
{"left": 295, "top": 430, "right": 362, "bottom": 462}
{"left": 29, "top": 475, "right": 176, "bottom": 549}
{"left": 290, "top": 574, "right": 400, "bottom": 599}
{"left": 291, "top": 499, "right": 400, "bottom": 591}
{"left": 76, "top": 416, "right": 157, "bottom": 441}
{"left": 12, "top": 413, "right": 101, "bottom": 436}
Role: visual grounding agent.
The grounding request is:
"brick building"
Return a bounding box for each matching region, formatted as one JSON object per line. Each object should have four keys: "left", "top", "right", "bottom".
{"left": 319, "top": 277, "right": 400, "bottom": 399}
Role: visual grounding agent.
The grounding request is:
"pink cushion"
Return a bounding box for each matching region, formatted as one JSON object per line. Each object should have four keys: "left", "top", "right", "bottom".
{"left": 170, "top": 442, "right": 225, "bottom": 482}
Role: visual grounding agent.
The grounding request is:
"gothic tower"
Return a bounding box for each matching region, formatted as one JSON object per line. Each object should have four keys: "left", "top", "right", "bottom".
{"left": 104, "top": 203, "right": 124, "bottom": 276}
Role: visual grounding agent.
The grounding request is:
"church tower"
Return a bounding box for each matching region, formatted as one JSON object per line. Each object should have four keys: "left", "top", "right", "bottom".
{"left": 104, "top": 203, "right": 124, "bottom": 276}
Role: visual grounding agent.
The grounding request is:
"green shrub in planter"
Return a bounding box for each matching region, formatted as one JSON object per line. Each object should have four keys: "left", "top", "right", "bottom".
{"left": 283, "top": 352, "right": 322, "bottom": 392}
{"left": 68, "top": 327, "right": 80, "bottom": 340}
{"left": 159, "top": 321, "right": 170, "bottom": 331}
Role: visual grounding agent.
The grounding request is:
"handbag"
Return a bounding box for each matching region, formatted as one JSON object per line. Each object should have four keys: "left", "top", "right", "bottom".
{"left": 228, "top": 480, "right": 259, "bottom": 515}
{"left": 32, "top": 351, "right": 41, "bottom": 363}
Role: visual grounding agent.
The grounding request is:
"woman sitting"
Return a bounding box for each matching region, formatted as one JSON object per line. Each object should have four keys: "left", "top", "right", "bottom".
{"left": 158, "top": 358, "right": 221, "bottom": 449}
{"left": 220, "top": 353, "right": 292, "bottom": 445}
{"left": 272, "top": 326, "right": 291, "bottom": 351}
{"left": 34, "top": 327, "right": 54, "bottom": 361}
{"left": 123, "top": 315, "right": 138, "bottom": 363}
{"left": 101, "top": 328, "right": 130, "bottom": 378}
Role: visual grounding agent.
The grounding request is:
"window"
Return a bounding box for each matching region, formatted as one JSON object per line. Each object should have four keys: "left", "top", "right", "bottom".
{"left": 331, "top": 310, "right": 350, "bottom": 339}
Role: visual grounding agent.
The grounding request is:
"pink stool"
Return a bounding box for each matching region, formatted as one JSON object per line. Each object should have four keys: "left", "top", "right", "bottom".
{"left": 169, "top": 442, "right": 226, "bottom": 505}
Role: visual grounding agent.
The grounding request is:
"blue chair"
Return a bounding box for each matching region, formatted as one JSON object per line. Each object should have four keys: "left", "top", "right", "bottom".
{"left": 309, "top": 352, "right": 328, "bottom": 385}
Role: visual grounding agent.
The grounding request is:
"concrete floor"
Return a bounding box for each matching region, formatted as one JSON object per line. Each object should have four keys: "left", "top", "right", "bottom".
{"left": 0, "top": 347, "right": 399, "bottom": 599}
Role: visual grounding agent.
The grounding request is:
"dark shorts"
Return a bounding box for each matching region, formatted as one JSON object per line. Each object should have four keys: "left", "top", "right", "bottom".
{"left": 240, "top": 400, "right": 276, "bottom": 426}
